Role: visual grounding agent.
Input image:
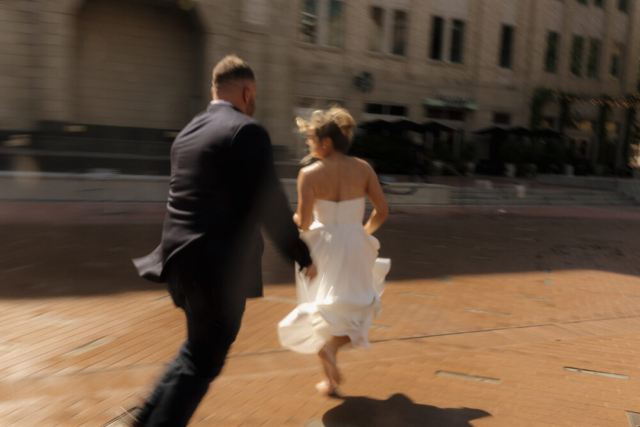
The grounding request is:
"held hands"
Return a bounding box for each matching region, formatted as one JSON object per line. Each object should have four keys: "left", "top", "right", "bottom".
{"left": 303, "top": 264, "right": 318, "bottom": 281}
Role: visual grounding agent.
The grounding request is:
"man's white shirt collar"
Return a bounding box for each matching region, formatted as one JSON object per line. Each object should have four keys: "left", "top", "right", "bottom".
{"left": 210, "top": 100, "right": 234, "bottom": 107}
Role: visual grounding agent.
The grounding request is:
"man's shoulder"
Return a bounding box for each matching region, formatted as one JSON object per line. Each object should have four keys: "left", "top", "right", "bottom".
{"left": 206, "top": 106, "right": 265, "bottom": 134}
{"left": 230, "top": 118, "right": 270, "bottom": 145}
{"left": 183, "top": 106, "right": 260, "bottom": 140}
{"left": 234, "top": 117, "right": 267, "bottom": 134}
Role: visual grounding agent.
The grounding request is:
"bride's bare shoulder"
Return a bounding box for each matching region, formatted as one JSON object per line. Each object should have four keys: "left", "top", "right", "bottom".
{"left": 351, "top": 156, "right": 375, "bottom": 174}
{"left": 301, "top": 161, "right": 322, "bottom": 174}
{"left": 299, "top": 161, "right": 323, "bottom": 180}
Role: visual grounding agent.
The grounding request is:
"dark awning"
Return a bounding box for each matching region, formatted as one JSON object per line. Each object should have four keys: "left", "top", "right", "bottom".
{"left": 531, "top": 128, "right": 568, "bottom": 139}
{"left": 506, "top": 126, "right": 533, "bottom": 137}
{"left": 422, "top": 121, "right": 456, "bottom": 133}
{"left": 358, "top": 119, "right": 394, "bottom": 131}
{"left": 391, "top": 119, "right": 424, "bottom": 132}
{"left": 473, "top": 126, "right": 509, "bottom": 135}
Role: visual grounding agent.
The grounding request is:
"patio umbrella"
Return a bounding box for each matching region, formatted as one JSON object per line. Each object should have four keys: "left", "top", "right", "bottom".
{"left": 421, "top": 121, "right": 455, "bottom": 133}
{"left": 531, "top": 128, "right": 568, "bottom": 139}
{"left": 506, "top": 126, "right": 533, "bottom": 137}
{"left": 391, "top": 119, "right": 424, "bottom": 133}
{"left": 359, "top": 119, "right": 394, "bottom": 131}
{"left": 473, "top": 126, "right": 509, "bottom": 136}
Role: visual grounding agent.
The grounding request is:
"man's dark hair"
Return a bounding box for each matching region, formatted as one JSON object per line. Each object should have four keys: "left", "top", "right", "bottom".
{"left": 212, "top": 55, "right": 255, "bottom": 90}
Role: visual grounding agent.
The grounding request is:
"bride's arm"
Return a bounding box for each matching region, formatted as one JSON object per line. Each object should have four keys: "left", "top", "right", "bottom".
{"left": 294, "top": 169, "right": 315, "bottom": 231}
{"left": 363, "top": 165, "right": 389, "bottom": 235}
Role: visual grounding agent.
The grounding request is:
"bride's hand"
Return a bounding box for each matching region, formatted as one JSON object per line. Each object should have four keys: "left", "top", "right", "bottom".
{"left": 304, "top": 264, "right": 318, "bottom": 281}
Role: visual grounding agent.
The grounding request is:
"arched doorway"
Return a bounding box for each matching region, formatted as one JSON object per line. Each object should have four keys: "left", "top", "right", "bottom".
{"left": 76, "top": 0, "right": 204, "bottom": 130}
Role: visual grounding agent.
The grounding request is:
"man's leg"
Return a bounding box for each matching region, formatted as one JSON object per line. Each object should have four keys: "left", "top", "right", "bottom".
{"left": 134, "top": 355, "right": 183, "bottom": 424}
{"left": 137, "top": 263, "right": 246, "bottom": 426}
{"left": 134, "top": 264, "right": 188, "bottom": 425}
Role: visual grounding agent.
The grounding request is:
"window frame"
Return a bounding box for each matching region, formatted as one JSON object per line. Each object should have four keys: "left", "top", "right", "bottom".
{"left": 450, "top": 19, "right": 465, "bottom": 64}
{"left": 544, "top": 31, "right": 560, "bottom": 73}
{"left": 499, "top": 25, "right": 515, "bottom": 69}
{"left": 570, "top": 35, "right": 585, "bottom": 77}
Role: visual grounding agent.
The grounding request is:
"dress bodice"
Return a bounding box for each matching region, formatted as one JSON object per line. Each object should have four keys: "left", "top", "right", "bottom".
{"left": 313, "top": 197, "right": 365, "bottom": 226}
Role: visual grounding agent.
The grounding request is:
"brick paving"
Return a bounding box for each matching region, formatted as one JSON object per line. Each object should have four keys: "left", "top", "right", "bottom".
{"left": 2, "top": 203, "right": 640, "bottom": 425}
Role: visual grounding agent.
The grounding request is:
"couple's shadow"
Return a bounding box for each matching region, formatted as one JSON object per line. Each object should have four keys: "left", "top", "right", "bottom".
{"left": 319, "top": 394, "right": 491, "bottom": 427}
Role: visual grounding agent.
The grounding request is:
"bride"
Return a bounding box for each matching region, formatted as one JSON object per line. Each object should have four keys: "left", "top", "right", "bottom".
{"left": 277, "top": 107, "right": 390, "bottom": 396}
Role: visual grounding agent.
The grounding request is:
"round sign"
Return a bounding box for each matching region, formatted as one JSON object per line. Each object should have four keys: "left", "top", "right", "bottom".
{"left": 354, "top": 72, "right": 374, "bottom": 93}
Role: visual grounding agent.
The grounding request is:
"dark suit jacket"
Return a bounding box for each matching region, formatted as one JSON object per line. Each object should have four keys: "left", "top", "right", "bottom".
{"left": 133, "top": 103, "right": 312, "bottom": 298}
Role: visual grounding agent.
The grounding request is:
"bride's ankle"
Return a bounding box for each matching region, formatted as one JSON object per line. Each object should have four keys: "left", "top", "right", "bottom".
{"left": 319, "top": 344, "right": 334, "bottom": 354}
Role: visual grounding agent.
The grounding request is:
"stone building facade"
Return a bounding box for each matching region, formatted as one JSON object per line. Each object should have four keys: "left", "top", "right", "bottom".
{"left": 0, "top": 0, "right": 638, "bottom": 161}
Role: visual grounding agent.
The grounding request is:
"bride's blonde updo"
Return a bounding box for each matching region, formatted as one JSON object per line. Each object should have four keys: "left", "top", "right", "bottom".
{"left": 296, "top": 106, "right": 356, "bottom": 153}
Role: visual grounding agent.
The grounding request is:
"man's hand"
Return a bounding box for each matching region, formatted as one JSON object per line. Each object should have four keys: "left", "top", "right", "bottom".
{"left": 303, "top": 264, "right": 318, "bottom": 281}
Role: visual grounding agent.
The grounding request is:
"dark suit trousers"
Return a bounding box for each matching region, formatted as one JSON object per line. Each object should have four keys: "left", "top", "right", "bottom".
{"left": 137, "top": 255, "right": 246, "bottom": 427}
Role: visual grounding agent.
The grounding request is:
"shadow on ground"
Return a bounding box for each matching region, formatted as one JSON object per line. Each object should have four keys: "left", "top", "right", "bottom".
{"left": 320, "top": 394, "right": 491, "bottom": 427}
{"left": 2, "top": 207, "right": 640, "bottom": 298}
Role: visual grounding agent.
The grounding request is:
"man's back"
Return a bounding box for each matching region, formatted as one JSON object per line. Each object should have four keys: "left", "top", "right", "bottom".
{"left": 167, "top": 103, "right": 259, "bottom": 239}
{"left": 134, "top": 103, "right": 282, "bottom": 296}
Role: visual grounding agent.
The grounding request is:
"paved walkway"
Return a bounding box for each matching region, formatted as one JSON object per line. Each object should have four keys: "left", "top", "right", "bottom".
{"left": 2, "top": 203, "right": 640, "bottom": 426}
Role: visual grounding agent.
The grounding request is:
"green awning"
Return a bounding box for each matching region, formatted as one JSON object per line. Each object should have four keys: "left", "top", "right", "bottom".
{"left": 423, "top": 96, "right": 479, "bottom": 110}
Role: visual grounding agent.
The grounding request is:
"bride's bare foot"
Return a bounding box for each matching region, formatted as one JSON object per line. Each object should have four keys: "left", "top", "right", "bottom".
{"left": 315, "top": 379, "right": 336, "bottom": 396}
{"left": 318, "top": 345, "right": 341, "bottom": 386}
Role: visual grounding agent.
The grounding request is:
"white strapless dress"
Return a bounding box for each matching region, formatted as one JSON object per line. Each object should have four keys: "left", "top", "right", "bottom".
{"left": 277, "top": 197, "right": 391, "bottom": 354}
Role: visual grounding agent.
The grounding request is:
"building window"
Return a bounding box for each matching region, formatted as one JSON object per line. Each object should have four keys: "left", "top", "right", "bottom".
{"left": 366, "top": 103, "right": 383, "bottom": 114}
{"left": 366, "top": 103, "right": 408, "bottom": 117}
{"left": 390, "top": 105, "right": 407, "bottom": 116}
{"left": 368, "top": 7, "right": 408, "bottom": 56}
{"left": 369, "top": 6, "right": 385, "bottom": 52}
{"left": 430, "top": 16, "right": 444, "bottom": 60}
{"left": 570, "top": 35, "right": 584, "bottom": 76}
{"left": 493, "top": 112, "right": 512, "bottom": 125}
{"left": 425, "top": 108, "right": 466, "bottom": 121}
{"left": 296, "top": 96, "right": 345, "bottom": 110}
{"left": 541, "top": 117, "right": 556, "bottom": 129}
{"left": 327, "top": 0, "right": 344, "bottom": 48}
{"left": 448, "top": 110, "right": 466, "bottom": 121}
{"left": 611, "top": 42, "right": 623, "bottom": 78}
{"left": 619, "top": 0, "right": 628, "bottom": 12}
{"left": 595, "top": 0, "right": 604, "bottom": 7}
{"left": 392, "top": 10, "right": 407, "bottom": 56}
{"left": 450, "top": 20, "right": 465, "bottom": 63}
{"left": 576, "top": 120, "right": 594, "bottom": 131}
{"left": 499, "top": 25, "right": 514, "bottom": 69}
{"left": 544, "top": 31, "right": 559, "bottom": 73}
{"left": 586, "top": 39, "right": 601, "bottom": 78}
{"left": 300, "top": 0, "right": 318, "bottom": 44}
{"left": 299, "top": 0, "right": 345, "bottom": 47}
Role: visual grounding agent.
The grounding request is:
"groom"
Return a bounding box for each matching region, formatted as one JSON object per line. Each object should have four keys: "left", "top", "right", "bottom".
{"left": 130, "top": 55, "right": 316, "bottom": 427}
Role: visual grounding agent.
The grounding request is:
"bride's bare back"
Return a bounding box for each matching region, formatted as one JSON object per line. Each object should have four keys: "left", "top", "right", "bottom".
{"left": 306, "top": 156, "right": 370, "bottom": 202}
{"left": 295, "top": 155, "right": 388, "bottom": 234}
{"left": 292, "top": 106, "right": 388, "bottom": 234}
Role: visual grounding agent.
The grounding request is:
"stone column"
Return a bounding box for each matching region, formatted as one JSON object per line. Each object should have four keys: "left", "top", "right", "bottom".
{"left": 35, "top": 0, "right": 82, "bottom": 125}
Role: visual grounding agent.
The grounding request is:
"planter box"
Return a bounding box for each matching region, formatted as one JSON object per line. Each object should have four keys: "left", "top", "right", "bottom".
{"left": 466, "top": 162, "right": 476, "bottom": 176}
{"left": 504, "top": 163, "right": 516, "bottom": 178}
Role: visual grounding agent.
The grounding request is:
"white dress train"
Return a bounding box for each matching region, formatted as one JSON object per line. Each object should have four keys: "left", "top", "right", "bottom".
{"left": 277, "top": 197, "right": 391, "bottom": 354}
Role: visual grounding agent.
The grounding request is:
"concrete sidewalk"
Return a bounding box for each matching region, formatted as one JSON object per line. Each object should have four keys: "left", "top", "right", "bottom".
{"left": 1, "top": 204, "right": 640, "bottom": 425}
